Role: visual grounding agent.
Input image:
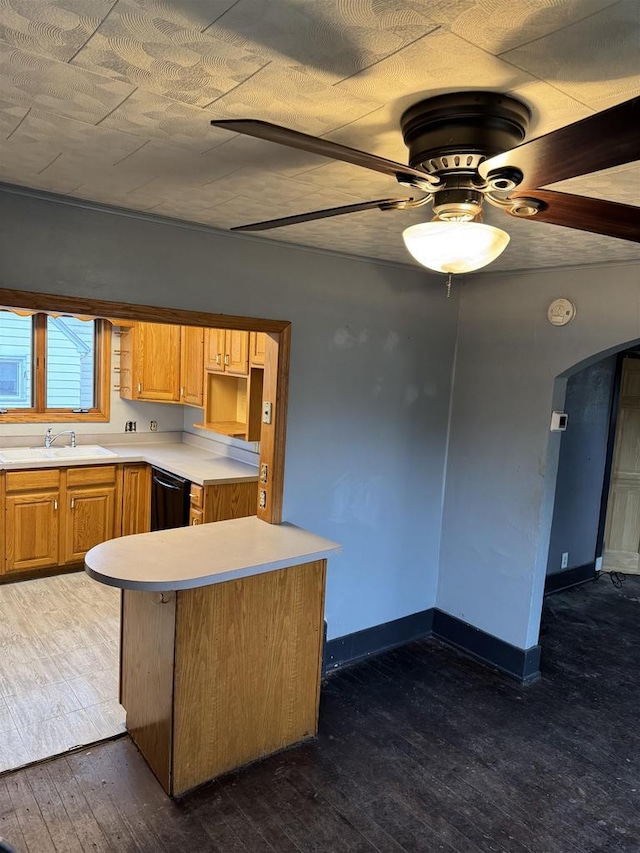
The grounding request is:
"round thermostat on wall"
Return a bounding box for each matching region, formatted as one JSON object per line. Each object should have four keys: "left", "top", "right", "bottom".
{"left": 547, "top": 298, "right": 576, "bottom": 326}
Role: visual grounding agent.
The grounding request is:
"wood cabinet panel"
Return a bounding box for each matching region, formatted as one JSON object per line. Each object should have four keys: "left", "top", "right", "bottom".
{"left": 122, "top": 464, "right": 151, "bottom": 537}
{"left": 250, "top": 331, "right": 266, "bottom": 366}
{"left": 180, "top": 326, "right": 205, "bottom": 407}
{"left": 138, "top": 323, "right": 182, "bottom": 401}
{"left": 203, "top": 482, "right": 257, "bottom": 523}
{"left": 6, "top": 469, "right": 60, "bottom": 493}
{"left": 204, "top": 328, "right": 226, "bottom": 373}
{"left": 121, "top": 589, "right": 176, "bottom": 792}
{"left": 204, "top": 329, "right": 249, "bottom": 376}
{"left": 5, "top": 492, "right": 60, "bottom": 573}
{"left": 171, "top": 560, "right": 326, "bottom": 795}
{"left": 226, "top": 330, "right": 249, "bottom": 376}
{"left": 125, "top": 322, "right": 181, "bottom": 402}
{"left": 62, "top": 485, "right": 117, "bottom": 564}
{"left": 189, "top": 483, "right": 203, "bottom": 509}
{"left": 66, "top": 465, "right": 117, "bottom": 487}
{"left": 188, "top": 480, "right": 257, "bottom": 525}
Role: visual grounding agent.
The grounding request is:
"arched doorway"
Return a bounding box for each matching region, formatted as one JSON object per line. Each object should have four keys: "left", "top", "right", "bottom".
{"left": 544, "top": 339, "right": 640, "bottom": 598}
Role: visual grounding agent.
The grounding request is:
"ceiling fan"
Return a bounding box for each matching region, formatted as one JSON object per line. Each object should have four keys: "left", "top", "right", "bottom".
{"left": 211, "top": 91, "right": 640, "bottom": 274}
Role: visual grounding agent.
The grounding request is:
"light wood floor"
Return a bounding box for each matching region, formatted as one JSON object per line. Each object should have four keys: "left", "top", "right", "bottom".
{"left": 0, "top": 572, "right": 124, "bottom": 774}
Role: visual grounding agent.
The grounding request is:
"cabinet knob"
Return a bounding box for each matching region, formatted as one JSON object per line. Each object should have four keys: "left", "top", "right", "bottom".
{"left": 215, "top": 353, "right": 221, "bottom": 365}
{"left": 70, "top": 497, "right": 75, "bottom": 510}
{"left": 224, "top": 354, "right": 230, "bottom": 366}
{"left": 53, "top": 499, "right": 58, "bottom": 511}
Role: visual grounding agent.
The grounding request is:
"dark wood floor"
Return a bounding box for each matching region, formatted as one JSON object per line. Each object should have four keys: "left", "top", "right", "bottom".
{"left": 2, "top": 575, "right": 640, "bottom": 853}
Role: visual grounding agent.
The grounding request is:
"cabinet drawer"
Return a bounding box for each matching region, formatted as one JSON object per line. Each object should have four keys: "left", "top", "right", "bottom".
{"left": 189, "top": 507, "right": 204, "bottom": 526}
{"left": 6, "top": 469, "right": 61, "bottom": 493}
{"left": 189, "top": 483, "right": 204, "bottom": 509}
{"left": 66, "top": 465, "right": 117, "bottom": 487}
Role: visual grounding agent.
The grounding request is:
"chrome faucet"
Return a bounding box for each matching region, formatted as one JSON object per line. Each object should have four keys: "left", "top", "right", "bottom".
{"left": 44, "top": 428, "right": 77, "bottom": 449}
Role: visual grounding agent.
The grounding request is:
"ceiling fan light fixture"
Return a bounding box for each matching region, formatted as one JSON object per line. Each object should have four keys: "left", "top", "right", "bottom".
{"left": 402, "top": 220, "right": 510, "bottom": 274}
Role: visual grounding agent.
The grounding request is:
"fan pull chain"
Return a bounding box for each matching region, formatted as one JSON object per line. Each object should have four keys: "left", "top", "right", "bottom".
{"left": 446, "top": 273, "right": 453, "bottom": 298}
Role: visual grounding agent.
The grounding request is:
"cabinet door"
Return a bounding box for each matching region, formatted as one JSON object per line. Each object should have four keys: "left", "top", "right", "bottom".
{"left": 226, "top": 330, "right": 249, "bottom": 376}
{"left": 5, "top": 492, "right": 60, "bottom": 573}
{"left": 250, "top": 332, "right": 266, "bottom": 366}
{"left": 204, "top": 329, "right": 226, "bottom": 373}
{"left": 181, "top": 326, "right": 205, "bottom": 407}
{"left": 63, "top": 486, "right": 117, "bottom": 564}
{"left": 135, "top": 323, "right": 181, "bottom": 401}
{"left": 122, "top": 464, "right": 151, "bottom": 536}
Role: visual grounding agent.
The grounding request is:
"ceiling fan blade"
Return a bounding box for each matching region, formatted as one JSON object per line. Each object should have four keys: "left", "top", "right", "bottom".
{"left": 480, "top": 96, "right": 640, "bottom": 190}
{"left": 231, "top": 198, "right": 412, "bottom": 232}
{"left": 211, "top": 119, "right": 437, "bottom": 189}
{"left": 507, "top": 189, "right": 640, "bottom": 242}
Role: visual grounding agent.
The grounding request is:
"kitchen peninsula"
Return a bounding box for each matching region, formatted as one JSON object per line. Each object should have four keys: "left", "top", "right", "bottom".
{"left": 85, "top": 517, "right": 341, "bottom": 796}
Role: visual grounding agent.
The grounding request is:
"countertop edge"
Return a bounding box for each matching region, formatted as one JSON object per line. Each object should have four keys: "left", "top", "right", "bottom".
{"left": 84, "top": 518, "right": 342, "bottom": 591}
{"left": 85, "top": 545, "right": 342, "bottom": 591}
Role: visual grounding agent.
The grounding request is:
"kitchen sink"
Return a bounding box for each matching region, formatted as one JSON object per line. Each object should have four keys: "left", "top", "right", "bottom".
{"left": 0, "top": 445, "right": 118, "bottom": 462}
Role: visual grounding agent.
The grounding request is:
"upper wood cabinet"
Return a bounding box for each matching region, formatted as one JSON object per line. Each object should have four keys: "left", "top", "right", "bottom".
{"left": 204, "top": 328, "right": 226, "bottom": 373}
{"left": 180, "top": 326, "right": 205, "bottom": 408}
{"left": 120, "top": 322, "right": 182, "bottom": 402}
{"left": 121, "top": 323, "right": 205, "bottom": 407}
{"left": 204, "top": 329, "right": 249, "bottom": 376}
{"left": 250, "top": 332, "right": 266, "bottom": 367}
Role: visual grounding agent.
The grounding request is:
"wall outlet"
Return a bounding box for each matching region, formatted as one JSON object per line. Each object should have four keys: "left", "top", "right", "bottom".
{"left": 150, "top": 420, "right": 157, "bottom": 432}
{"left": 561, "top": 552, "right": 569, "bottom": 569}
{"left": 124, "top": 421, "right": 137, "bottom": 432}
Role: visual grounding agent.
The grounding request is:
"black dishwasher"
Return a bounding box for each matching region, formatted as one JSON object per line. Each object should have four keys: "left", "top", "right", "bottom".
{"left": 150, "top": 467, "right": 190, "bottom": 531}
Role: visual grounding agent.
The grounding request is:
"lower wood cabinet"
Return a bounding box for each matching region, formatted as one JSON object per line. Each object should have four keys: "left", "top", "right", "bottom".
{"left": 3, "top": 467, "right": 119, "bottom": 576}
{"left": 62, "top": 466, "right": 118, "bottom": 565}
{"left": 121, "top": 463, "right": 151, "bottom": 536}
{"left": 188, "top": 480, "right": 257, "bottom": 525}
{"left": 1, "top": 462, "right": 255, "bottom": 580}
{"left": 121, "top": 559, "right": 327, "bottom": 796}
{"left": 5, "top": 470, "right": 61, "bottom": 574}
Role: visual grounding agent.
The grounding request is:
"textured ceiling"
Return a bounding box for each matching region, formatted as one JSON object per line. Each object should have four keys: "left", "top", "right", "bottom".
{"left": 0, "top": 0, "right": 638, "bottom": 272}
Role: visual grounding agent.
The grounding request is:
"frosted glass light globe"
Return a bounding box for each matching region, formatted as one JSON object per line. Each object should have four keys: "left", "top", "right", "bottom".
{"left": 402, "top": 221, "right": 510, "bottom": 274}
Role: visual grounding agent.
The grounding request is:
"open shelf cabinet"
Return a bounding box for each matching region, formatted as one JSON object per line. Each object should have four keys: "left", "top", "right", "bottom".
{"left": 193, "top": 367, "right": 264, "bottom": 442}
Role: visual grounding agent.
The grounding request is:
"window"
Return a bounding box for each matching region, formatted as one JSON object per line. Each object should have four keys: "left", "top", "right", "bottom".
{"left": 0, "top": 357, "right": 28, "bottom": 405}
{"left": 0, "top": 309, "right": 111, "bottom": 422}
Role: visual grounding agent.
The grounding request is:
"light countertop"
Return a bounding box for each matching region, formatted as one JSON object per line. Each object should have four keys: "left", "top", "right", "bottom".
{"left": 85, "top": 516, "right": 342, "bottom": 591}
{"left": 0, "top": 441, "right": 258, "bottom": 486}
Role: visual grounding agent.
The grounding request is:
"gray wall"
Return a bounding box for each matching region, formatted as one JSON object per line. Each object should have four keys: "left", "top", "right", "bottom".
{"left": 0, "top": 187, "right": 459, "bottom": 641}
{"left": 438, "top": 259, "right": 640, "bottom": 651}
{"left": 546, "top": 356, "right": 616, "bottom": 576}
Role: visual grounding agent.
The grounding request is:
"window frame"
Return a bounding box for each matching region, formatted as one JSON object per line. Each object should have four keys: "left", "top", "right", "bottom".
{"left": 0, "top": 311, "right": 111, "bottom": 423}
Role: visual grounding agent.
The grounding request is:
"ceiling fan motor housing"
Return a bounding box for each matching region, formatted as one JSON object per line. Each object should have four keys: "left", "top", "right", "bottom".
{"left": 400, "top": 91, "right": 531, "bottom": 178}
